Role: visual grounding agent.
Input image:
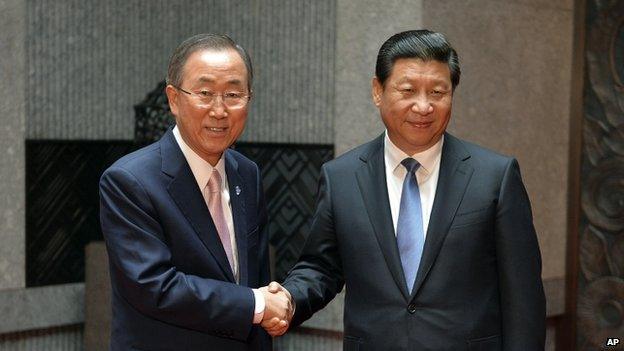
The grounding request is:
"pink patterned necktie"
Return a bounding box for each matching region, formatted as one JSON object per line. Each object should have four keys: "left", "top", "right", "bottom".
{"left": 204, "top": 169, "right": 235, "bottom": 275}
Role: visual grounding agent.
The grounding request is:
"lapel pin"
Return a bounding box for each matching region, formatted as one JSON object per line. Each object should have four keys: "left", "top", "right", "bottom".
{"left": 235, "top": 186, "right": 241, "bottom": 195}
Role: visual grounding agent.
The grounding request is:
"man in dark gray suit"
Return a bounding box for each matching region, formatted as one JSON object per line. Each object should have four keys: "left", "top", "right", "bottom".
{"left": 265, "top": 30, "right": 546, "bottom": 350}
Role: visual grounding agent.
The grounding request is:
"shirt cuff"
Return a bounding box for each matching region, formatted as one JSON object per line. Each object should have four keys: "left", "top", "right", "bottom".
{"left": 252, "top": 288, "right": 265, "bottom": 324}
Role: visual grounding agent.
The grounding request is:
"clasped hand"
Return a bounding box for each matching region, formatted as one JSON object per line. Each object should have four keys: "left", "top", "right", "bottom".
{"left": 259, "top": 281, "right": 293, "bottom": 337}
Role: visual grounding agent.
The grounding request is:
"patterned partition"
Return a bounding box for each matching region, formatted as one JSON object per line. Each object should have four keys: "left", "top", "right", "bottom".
{"left": 26, "top": 141, "right": 135, "bottom": 286}
{"left": 576, "top": 0, "right": 624, "bottom": 348}
{"left": 26, "top": 82, "right": 333, "bottom": 287}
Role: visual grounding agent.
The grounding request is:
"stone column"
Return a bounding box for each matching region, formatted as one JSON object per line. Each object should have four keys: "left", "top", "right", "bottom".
{"left": 0, "top": 0, "right": 26, "bottom": 289}
{"left": 334, "top": 0, "right": 424, "bottom": 155}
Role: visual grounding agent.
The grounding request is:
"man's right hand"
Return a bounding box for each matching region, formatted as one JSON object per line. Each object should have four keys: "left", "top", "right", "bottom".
{"left": 259, "top": 282, "right": 294, "bottom": 337}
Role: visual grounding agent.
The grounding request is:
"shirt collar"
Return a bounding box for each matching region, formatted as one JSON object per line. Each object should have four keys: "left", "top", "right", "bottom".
{"left": 173, "top": 125, "right": 226, "bottom": 190}
{"left": 384, "top": 130, "right": 444, "bottom": 175}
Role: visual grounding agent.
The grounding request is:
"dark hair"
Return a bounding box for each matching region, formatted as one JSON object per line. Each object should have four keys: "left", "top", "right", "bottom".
{"left": 166, "top": 33, "right": 253, "bottom": 91}
{"left": 375, "top": 30, "right": 460, "bottom": 90}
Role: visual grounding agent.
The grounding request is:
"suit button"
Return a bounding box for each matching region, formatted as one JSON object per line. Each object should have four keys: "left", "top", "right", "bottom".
{"left": 408, "top": 303, "right": 417, "bottom": 314}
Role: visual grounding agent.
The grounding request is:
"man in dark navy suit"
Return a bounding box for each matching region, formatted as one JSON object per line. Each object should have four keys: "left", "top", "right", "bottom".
{"left": 265, "top": 30, "right": 546, "bottom": 350}
{"left": 100, "top": 34, "right": 291, "bottom": 351}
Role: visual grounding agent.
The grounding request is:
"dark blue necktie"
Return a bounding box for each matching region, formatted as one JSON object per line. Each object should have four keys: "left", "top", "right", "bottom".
{"left": 396, "top": 158, "right": 425, "bottom": 294}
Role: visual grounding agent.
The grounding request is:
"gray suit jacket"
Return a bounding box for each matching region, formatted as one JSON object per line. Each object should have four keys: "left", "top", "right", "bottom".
{"left": 284, "top": 133, "right": 545, "bottom": 351}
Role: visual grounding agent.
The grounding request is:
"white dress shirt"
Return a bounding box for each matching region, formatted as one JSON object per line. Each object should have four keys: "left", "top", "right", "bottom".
{"left": 173, "top": 126, "right": 265, "bottom": 323}
{"left": 384, "top": 131, "right": 444, "bottom": 238}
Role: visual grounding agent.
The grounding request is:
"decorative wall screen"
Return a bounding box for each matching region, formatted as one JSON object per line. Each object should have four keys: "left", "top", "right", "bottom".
{"left": 26, "top": 82, "right": 332, "bottom": 286}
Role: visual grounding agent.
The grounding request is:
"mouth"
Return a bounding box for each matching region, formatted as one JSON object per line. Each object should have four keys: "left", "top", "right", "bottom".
{"left": 406, "top": 121, "right": 433, "bottom": 128}
{"left": 206, "top": 126, "right": 228, "bottom": 132}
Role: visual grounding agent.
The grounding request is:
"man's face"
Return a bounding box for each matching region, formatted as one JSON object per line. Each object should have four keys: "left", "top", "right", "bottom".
{"left": 372, "top": 58, "right": 453, "bottom": 155}
{"left": 166, "top": 49, "right": 249, "bottom": 165}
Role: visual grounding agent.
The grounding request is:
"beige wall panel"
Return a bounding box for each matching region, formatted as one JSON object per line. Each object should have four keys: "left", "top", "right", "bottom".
{"left": 423, "top": 0, "right": 574, "bottom": 280}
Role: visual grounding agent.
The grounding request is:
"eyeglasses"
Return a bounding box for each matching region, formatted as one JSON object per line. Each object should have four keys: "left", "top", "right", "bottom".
{"left": 173, "top": 86, "right": 250, "bottom": 109}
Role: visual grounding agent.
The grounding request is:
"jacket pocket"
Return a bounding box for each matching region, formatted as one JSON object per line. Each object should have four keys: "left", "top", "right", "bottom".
{"left": 467, "top": 334, "right": 501, "bottom": 351}
{"left": 451, "top": 205, "right": 493, "bottom": 229}
{"left": 343, "top": 335, "right": 363, "bottom": 351}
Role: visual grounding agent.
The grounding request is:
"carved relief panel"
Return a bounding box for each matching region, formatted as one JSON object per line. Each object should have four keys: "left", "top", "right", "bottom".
{"left": 578, "top": 0, "right": 624, "bottom": 348}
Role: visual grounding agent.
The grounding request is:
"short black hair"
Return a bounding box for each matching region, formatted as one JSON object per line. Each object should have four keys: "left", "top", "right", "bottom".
{"left": 166, "top": 33, "right": 253, "bottom": 91}
{"left": 375, "top": 30, "right": 460, "bottom": 90}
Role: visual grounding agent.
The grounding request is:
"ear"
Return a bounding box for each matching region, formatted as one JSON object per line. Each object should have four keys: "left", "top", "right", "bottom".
{"left": 165, "top": 84, "right": 180, "bottom": 117}
{"left": 371, "top": 76, "right": 383, "bottom": 107}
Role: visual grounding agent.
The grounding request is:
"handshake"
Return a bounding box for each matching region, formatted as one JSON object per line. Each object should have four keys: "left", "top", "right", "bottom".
{"left": 258, "top": 281, "right": 294, "bottom": 337}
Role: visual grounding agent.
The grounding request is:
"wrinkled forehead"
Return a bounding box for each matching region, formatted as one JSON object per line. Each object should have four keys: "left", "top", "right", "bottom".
{"left": 191, "top": 75, "right": 246, "bottom": 88}
{"left": 181, "top": 48, "right": 249, "bottom": 86}
{"left": 388, "top": 58, "right": 452, "bottom": 83}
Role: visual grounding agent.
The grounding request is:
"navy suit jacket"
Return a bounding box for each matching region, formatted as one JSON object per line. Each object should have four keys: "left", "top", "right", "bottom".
{"left": 99, "top": 128, "right": 271, "bottom": 351}
{"left": 283, "top": 133, "right": 545, "bottom": 351}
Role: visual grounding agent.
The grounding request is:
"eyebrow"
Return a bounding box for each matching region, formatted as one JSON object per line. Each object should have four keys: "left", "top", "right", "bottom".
{"left": 197, "top": 76, "right": 214, "bottom": 83}
{"left": 395, "top": 77, "right": 451, "bottom": 87}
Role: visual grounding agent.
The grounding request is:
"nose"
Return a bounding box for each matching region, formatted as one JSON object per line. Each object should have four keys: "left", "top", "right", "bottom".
{"left": 410, "top": 95, "right": 434, "bottom": 115}
{"left": 208, "top": 96, "right": 228, "bottom": 119}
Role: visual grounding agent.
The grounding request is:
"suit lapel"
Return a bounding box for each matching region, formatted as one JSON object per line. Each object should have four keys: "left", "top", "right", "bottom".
{"left": 161, "top": 129, "right": 236, "bottom": 283}
{"left": 356, "top": 135, "right": 411, "bottom": 301}
{"left": 225, "top": 150, "right": 249, "bottom": 286}
{"left": 410, "top": 133, "right": 473, "bottom": 299}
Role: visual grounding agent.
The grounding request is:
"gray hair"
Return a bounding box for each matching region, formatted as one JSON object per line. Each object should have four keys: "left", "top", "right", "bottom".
{"left": 166, "top": 33, "right": 253, "bottom": 91}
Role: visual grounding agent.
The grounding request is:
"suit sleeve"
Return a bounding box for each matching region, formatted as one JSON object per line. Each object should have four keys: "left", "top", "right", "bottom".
{"left": 99, "top": 166, "right": 255, "bottom": 341}
{"left": 495, "top": 158, "right": 546, "bottom": 350}
{"left": 283, "top": 164, "right": 345, "bottom": 327}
